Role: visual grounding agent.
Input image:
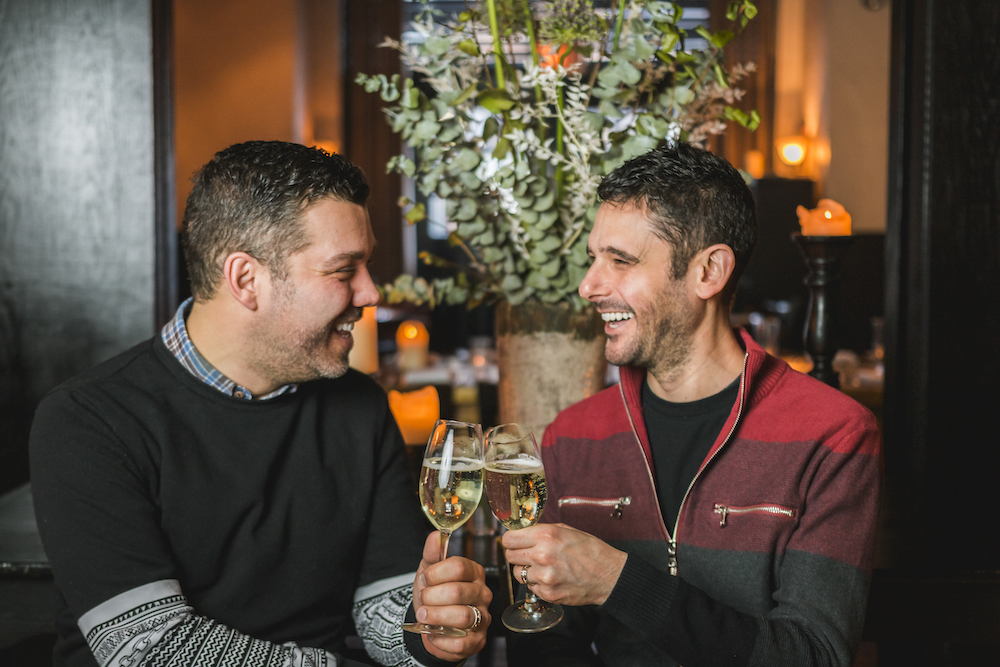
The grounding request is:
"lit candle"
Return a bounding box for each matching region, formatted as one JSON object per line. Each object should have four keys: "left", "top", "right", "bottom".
{"left": 348, "top": 306, "right": 379, "bottom": 375}
{"left": 388, "top": 386, "right": 440, "bottom": 445}
{"left": 796, "top": 199, "right": 852, "bottom": 236}
{"left": 396, "top": 320, "right": 430, "bottom": 371}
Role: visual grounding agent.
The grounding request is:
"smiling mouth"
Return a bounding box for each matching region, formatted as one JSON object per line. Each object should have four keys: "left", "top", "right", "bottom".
{"left": 601, "top": 311, "right": 634, "bottom": 329}
{"left": 335, "top": 321, "right": 355, "bottom": 333}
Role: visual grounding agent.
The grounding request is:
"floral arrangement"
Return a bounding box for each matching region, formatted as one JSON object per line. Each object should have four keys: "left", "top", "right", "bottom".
{"left": 357, "top": 0, "right": 759, "bottom": 309}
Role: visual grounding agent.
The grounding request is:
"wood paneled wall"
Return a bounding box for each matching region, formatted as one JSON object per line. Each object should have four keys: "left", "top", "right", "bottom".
{"left": 0, "top": 0, "right": 159, "bottom": 493}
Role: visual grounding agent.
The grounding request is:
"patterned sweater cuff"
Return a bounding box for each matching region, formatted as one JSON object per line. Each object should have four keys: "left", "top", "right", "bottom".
{"left": 600, "top": 555, "right": 679, "bottom": 640}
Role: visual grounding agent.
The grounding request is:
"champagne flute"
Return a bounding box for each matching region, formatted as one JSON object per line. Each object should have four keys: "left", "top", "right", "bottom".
{"left": 484, "top": 423, "right": 563, "bottom": 633}
{"left": 403, "top": 419, "right": 485, "bottom": 637}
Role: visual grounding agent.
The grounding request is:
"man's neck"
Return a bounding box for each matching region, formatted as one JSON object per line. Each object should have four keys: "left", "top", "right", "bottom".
{"left": 185, "top": 299, "right": 280, "bottom": 396}
{"left": 645, "top": 315, "right": 745, "bottom": 403}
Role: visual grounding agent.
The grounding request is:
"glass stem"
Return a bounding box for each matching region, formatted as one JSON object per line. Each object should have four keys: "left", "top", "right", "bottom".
{"left": 438, "top": 529, "right": 452, "bottom": 562}
{"left": 523, "top": 591, "right": 540, "bottom": 614}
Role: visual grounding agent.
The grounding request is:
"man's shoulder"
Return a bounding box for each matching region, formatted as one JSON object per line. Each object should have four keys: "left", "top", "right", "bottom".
{"left": 545, "top": 383, "right": 629, "bottom": 440}
{"left": 750, "top": 363, "right": 881, "bottom": 451}
{"left": 44, "top": 337, "right": 163, "bottom": 400}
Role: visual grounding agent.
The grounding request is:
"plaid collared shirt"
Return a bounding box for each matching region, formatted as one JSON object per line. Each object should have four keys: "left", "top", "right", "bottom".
{"left": 161, "top": 298, "right": 296, "bottom": 401}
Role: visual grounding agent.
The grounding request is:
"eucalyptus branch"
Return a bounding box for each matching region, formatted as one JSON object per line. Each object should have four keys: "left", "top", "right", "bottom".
{"left": 485, "top": 0, "right": 506, "bottom": 89}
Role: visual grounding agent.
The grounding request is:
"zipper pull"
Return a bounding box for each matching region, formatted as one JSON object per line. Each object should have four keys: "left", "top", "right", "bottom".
{"left": 612, "top": 496, "right": 631, "bottom": 519}
{"left": 714, "top": 504, "right": 729, "bottom": 527}
{"left": 667, "top": 539, "right": 678, "bottom": 575}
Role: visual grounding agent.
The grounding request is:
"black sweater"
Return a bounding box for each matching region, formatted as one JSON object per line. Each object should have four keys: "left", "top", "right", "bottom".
{"left": 30, "top": 336, "right": 429, "bottom": 666}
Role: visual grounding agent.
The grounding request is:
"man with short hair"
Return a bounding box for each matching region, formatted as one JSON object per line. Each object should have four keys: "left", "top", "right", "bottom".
{"left": 503, "top": 143, "right": 881, "bottom": 666}
{"left": 31, "top": 141, "right": 491, "bottom": 667}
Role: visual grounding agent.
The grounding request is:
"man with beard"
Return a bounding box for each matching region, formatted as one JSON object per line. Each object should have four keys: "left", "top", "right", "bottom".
{"left": 30, "top": 141, "right": 491, "bottom": 667}
{"left": 502, "top": 143, "right": 881, "bottom": 667}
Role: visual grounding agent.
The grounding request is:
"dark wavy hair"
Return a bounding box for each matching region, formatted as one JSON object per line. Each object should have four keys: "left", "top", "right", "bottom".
{"left": 181, "top": 141, "right": 370, "bottom": 300}
{"left": 597, "top": 143, "right": 757, "bottom": 299}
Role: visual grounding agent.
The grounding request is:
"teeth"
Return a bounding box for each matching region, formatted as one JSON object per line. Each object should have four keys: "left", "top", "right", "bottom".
{"left": 601, "top": 312, "right": 634, "bottom": 322}
{"left": 336, "top": 322, "right": 355, "bottom": 332}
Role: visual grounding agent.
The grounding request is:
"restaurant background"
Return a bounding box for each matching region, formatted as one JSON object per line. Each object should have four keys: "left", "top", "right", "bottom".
{"left": 2, "top": 0, "right": 998, "bottom": 665}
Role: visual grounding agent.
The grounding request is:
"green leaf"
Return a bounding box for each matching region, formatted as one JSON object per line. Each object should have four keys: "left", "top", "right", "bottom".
{"left": 482, "top": 247, "right": 504, "bottom": 263}
{"left": 452, "top": 148, "right": 481, "bottom": 172}
{"left": 536, "top": 209, "right": 559, "bottom": 230}
{"left": 535, "top": 235, "right": 562, "bottom": 252}
{"left": 714, "top": 63, "right": 728, "bottom": 88}
{"left": 413, "top": 119, "right": 441, "bottom": 141}
{"left": 744, "top": 1, "right": 758, "bottom": 20}
{"left": 404, "top": 203, "right": 426, "bottom": 224}
{"left": 478, "top": 89, "right": 516, "bottom": 114}
{"left": 492, "top": 137, "right": 511, "bottom": 159}
{"left": 452, "top": 198, "right": 478, "bottom": 222}
{"left": 457, "top": 39, "right": 480, "bottom": 57}
{"left": 533, "top": 191, "right": 556, "bottom": 212}
{"left": 483, "top": 117, "right": 500, "bottom": 141}
{"left": 501, "top": 274, "right": 523, "bottom": 291}
{"left": 458, "top": 171, "right": 483, "bottom": 190}
{"left": 450, "top": 83, "right": 479, "bottom": 107}
{"left": 539, "top": 256, "right": 561, "bottom": 278}
{"left": 525, "top": 272, "right": 550, "bottom": 290}
{"left": 424, "top": 36, "right": 451, "bottom": 56}
{"left": 621, "top": 134, "right": 658, "bottom": 161}
{"left": 634, "top": 34, "right": 656, "bottom": 61}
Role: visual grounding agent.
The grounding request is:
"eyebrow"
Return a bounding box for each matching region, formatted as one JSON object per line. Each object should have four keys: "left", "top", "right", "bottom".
{"left": 317, "top": 249, "right": 371, "bottom": 269}
{"left": 590, "top": 244, "right": 640, "bottom": 263}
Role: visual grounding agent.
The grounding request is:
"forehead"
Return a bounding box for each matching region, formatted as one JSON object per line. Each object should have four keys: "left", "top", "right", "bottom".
{"left": 590, "top": 202, "right": 669, "bottom": 255}
{"left": 297, "top": 197, "right": 374, "bottom": 256}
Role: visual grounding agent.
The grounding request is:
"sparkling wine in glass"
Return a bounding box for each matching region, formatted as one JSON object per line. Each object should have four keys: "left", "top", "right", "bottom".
{"left": 402, "top": 419, "right": 484, "bottom": 637}
{"left": 485, "top": 423, "right": 563, "bottom": 633}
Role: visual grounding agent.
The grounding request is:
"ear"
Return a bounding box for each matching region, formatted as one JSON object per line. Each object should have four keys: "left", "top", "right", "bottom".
{"left": 222, "top": 252, "right": 263, "bottom": 311}
{"left": 689, "top": 244, "right": 735, "bottom": 300}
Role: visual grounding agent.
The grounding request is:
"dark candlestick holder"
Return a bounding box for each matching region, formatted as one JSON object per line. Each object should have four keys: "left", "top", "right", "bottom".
{"left": 792, "top": 233, "right": 853, "bottom": 388}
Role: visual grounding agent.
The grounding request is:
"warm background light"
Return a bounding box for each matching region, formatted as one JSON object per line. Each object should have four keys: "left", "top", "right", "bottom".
{"left": 388, "top": 386, "right": 440, "bottom": 445}
{"left": 777, "top": 136, "right": 808, "bottom": 166}
{"left": 396, "top": 320, "right": 430, "bottom": 371}
{"left": 347, "top": 306, "right": 379, "bottom": 375}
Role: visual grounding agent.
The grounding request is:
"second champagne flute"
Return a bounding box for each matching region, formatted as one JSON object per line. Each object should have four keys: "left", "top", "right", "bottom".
{"left": 485, "top": 422, "right": 563, "bottom": 633}
{"left": 402, "top": 419, "right": 484, "bottom": 637}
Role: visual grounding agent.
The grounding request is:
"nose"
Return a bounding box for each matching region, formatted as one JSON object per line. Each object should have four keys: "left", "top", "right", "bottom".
{"left": 578, "top": 260, "right": 607, "bottom": 302}
{"left": 352, "top": 265, "right": 381, "bottom": 308}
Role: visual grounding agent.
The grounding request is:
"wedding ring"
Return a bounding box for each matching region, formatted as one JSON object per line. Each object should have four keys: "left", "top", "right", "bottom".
{"left": 467, "top": 604, "right": 482, "bottom": 631}
{"left": 520, "top": 564, "right": 532, "bottom": 586}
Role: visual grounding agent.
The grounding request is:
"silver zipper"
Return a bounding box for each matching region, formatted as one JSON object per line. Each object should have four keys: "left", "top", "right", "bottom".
{"left": 619, "top": 382, "right": 670, "bottom": 536}
{"left": 713, "top": 503, "right": 796, "bottom": 527}
{"left": 558, "top": 496, "right": 632, "bottom": 519}
{"left": 620, "top": 353, "right": 750, "bottom": 575}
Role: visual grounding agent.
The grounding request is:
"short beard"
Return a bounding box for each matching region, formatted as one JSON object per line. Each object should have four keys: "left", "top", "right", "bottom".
{"left": 248, "top": 281, "right": 357, "bottom": 387}
{"left": 603, "top": 283, "right": 694, "bottom": 379}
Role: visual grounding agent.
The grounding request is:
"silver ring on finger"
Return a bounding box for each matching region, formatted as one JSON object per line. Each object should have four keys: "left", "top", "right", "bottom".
{"left": 467, "top": 604, "right": 482, "bottom": 631}
{"left": 520, "top": 564, "right": 532, "bottom": 586}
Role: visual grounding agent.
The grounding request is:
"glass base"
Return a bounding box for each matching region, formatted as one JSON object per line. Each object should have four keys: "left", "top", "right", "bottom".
{"left": 401, "top": 621, "right": 468, "bottom": 638}
{"left": 501, "top": 601, "right": 564, "bottom": 633}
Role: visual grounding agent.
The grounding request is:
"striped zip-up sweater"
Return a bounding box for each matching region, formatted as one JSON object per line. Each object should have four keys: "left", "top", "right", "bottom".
{"left": 524, "top": 330, "right": 881, "bottom": 667}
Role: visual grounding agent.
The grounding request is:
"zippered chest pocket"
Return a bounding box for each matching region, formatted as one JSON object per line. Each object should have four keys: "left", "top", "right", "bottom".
{"left": 558, "top": 495, "right": 632, "bottom": 519}
{"left": 713, "top": 503, "right": 797, "bottom": 527}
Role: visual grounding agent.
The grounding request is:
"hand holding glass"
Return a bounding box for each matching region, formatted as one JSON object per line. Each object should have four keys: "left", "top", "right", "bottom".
{"left": 402, "top": 419, "right": 484, "bottom": 637}
{"left": 485, "top": 423, "right": 563, "bottom": 632}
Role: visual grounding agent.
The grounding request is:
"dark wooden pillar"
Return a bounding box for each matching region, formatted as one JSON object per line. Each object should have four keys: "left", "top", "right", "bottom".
{"left": 869, "top": 0, "right": 1000, "bottom": 662}
{"left": 343, "top": 1, "right": 404, "bottom": 286}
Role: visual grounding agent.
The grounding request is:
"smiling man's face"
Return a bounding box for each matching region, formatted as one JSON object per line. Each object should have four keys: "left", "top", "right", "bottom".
{"left": 248, "top": 196, "right": 379, "bottom": 385}
{"left": 578, "top": 202, "right": 698, "bottom": 375}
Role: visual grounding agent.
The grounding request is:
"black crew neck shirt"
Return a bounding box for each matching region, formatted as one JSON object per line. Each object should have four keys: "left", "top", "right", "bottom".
{"left": 642, "top": 376, "right": 740, "bottom": 532}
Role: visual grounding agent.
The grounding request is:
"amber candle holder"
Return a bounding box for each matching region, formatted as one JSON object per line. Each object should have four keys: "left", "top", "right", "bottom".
{"left": 792, "top": 233, "right": 853, "bottom": 388}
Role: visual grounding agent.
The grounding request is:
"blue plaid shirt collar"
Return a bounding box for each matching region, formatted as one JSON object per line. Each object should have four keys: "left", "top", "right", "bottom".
{"left": 161, "top": 298, "right": 296, "bottom": 401}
